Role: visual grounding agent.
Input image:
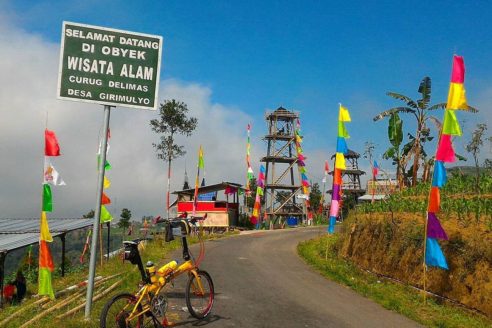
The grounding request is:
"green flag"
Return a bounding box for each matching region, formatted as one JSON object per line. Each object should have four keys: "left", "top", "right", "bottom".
{"left": 338, "top": 121, "right": 350, "bottom": 138}
{"left": 442, "top": 109, "right": 462, "bottom": 136}
{"left": 100, "top": 205, "right": 113, "bottom": 223}
{"left": 42, "top": 184, "right": 53, "bottom": 212}
{"left": 97, "top": 155, "right": 112, "bottom": 170}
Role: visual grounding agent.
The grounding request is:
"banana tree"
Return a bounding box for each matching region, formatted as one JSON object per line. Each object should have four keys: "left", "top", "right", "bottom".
{"left": 374, "top": 77, "right": 477, "bottom": 186}
{"left": 382, "top": 113, "right": 405, "bottom": 189}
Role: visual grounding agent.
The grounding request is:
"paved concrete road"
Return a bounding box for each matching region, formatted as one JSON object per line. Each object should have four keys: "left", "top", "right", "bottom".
{"left": 165, "top": 227, "right": 420, "bottom": 327}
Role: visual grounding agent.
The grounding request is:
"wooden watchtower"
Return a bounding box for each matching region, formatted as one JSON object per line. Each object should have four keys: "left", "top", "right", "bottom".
{"left": 261, "top": 107, "right": 305, "bottom": 223}
{"left": 329, "top": 149, "right": 366, "bottom": 201}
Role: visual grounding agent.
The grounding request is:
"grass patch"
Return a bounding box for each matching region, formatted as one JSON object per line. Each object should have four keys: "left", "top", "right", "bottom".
{"left": 298, "top": 234, "right": 492, "bottom": 328}
{"left": 0, "top": 231, "right": 237, "bottom": 328}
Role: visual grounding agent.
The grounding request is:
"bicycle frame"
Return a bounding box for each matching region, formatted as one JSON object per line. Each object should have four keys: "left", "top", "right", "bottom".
{"left": 123, "top": 228, "right": 207, "bottom": 324}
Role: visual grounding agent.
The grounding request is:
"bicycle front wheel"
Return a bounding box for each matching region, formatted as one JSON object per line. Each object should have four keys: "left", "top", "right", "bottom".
{"left": 185, "top": 270, "right": 214, "bottom": 319}
{"left": 100, "top": 292, "right": 160, "bottom": 328}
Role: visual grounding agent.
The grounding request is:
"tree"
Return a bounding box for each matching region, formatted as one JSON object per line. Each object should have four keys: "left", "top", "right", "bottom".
{"left": 374, "top": 77, "right": 476, "bottom": 186}
{"left": 382, "top": 113, "right": 405, "bottom": 188}
{"left": 150, "top": 99, "right": 198, "bottom": 218}
{"left": 466, "top": 123, "right": 488, "bottom": 191}
{"left": 119, "top": 208, "right": 132, "bottom": 230}
{"left": 83, "top": 210, "right": 94, "bottom": 219}
{"left": 309, "top": 183, "right": 322, "bottom": 212}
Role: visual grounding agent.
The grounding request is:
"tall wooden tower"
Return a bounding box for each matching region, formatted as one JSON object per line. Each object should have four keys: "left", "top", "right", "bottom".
{"left": 261, "top": 107, "right": 305, "bottom": 223}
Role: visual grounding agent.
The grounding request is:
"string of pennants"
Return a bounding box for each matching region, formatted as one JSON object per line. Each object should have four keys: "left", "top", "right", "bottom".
{"left": 294, "top": 118, "right": 312, "bottom": 220}
{"left": 425, "top": 55, "right": 469, "bottom": 270}
{"left": 328, "top": 104, "right": 351, "bottom": 233}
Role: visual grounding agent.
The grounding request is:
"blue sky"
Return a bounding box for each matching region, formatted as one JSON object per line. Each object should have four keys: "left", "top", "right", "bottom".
{"left": 0, "top": 1, "right": 491, "bottom": 217}
{"left": 8, "top": 1, "right": 490, "bottom": 156}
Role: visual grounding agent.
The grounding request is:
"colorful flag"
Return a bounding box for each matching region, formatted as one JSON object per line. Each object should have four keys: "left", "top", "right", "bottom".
{"left": 101, "top": 192, "right": 111, "bottom": 205}
{"left": 425, "top": 238, "right": 448, "bottom": 270}
{"left": 42, "top": 184, "right": 53, "bottom": 212}
{"left": 246, "top": 124, "right": 254, "bottom": 192}
{"left": 425, "top": 55, "right": 469, "bottom": 271}
{"left": 250, "top": 165, "right": 266, "bottom": 224}
{"left": 435, "top": 134, "right": 456, "bottom": 162}
{"left": 38, "top": 239, "right": 55, "bottom": 299}
{"left": 45, "top": 129, "right": 61, "bottom": 156}
{"left": 43, "top": 157, "right": 66, "bottom": 186}
{"left": 193, "top": 146, "right": 204, "bottom": 215}
{"left": 100, "top": 205, "right": 113, "bottom": 223}
{"left": 103, "top": 176, "right": 111, "bottom": 189}
{"left": 339, "top": 104, "right": 352, "bottom": 122}
{"left": 329, "top": 104, "right": 352, "bottom": 233}
{"left": 372, "top": 161, "right": 379, "bottom": 177}
{"left": 40, "top": 211, "right": 53, "bottom": 242}
{"left": 198, "top": 146, "right": 204, "bottom": 169}
{"left": 446, "top": 56, "right": 467, "bottom": 110}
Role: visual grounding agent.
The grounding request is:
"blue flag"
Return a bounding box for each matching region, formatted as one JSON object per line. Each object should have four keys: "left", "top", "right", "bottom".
{"left": 425, "top": 237, "right": 448, "bottom": 270}
{"left": 336, "top": 137, "right": 348, "bottom": 154}
{"left": 432, "top": 160, "right": 447, "bottom": 188}
{"left": 328, "top": 216, "right": 336, "bottom": 234}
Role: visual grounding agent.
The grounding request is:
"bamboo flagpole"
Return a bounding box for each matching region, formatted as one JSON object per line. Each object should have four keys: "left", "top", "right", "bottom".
{"left": 422, "top": 55, "right": 470, "bottom": 302}
{"left": 192, "top": 146, "right": 204, "bottom": 216}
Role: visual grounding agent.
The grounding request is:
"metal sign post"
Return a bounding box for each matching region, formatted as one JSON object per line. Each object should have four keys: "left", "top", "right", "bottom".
{"left": 84, "top": 105, "right": 111, "bottom": 318}
{"left": 56, "top": 21, "right": 163, "bottom": 319}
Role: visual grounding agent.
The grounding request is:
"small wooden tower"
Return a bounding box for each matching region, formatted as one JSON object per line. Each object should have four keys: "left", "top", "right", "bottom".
{"left": 261, "top": 107, "right": 305, "bottom": 222}
{"left": 329, "top": 149, "right": 366, "bottom": 200}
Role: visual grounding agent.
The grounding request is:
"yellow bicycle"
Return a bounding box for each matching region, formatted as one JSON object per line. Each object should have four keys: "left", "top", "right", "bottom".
{"left": 100, "top": 217, "right": 214, "bottom": 328}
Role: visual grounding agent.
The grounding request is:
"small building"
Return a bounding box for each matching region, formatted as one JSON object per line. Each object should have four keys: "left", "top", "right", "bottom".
{"left": 172, "top": 182, "right": 242, "bottom": 227}
{"left": 358, "top": 178, "right": 398, "bottom": 202}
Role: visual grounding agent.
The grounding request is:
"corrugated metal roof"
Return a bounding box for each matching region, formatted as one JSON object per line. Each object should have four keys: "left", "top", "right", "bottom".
{"left": 0, "top": 218, "right": 93, "bottom": 253}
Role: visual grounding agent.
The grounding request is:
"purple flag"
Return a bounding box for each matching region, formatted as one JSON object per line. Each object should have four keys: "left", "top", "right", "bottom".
{"left": 427, "top": 212, "right": 448, "bottom": 240}
{"left": 332, "top": 184, "right": 341, "bottom": 201}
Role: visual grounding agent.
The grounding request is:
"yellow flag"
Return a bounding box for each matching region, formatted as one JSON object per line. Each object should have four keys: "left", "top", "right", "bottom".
{"left": 339, "top": 104, "right": 351, "bottom": 122}
{"left": 446, "top": 83, "right": 467, "bottom": 110}
{"left": 104, "top": 176, "right": 111, "bottom": 189}
{"left": 335, "top": 153, "right": 346, "bottom": 170}
{"left": 40, "top": 211, "right": 53, "bottom": 242}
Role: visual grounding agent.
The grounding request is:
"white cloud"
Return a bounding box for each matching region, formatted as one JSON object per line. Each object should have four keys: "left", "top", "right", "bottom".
{"left": 0, "top": 20, "right": 256, "bottom": 219}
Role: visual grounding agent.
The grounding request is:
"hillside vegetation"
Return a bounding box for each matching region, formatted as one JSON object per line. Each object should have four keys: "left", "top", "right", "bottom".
{"left": 341, "top": 173, "right": 492, "bottom": 316}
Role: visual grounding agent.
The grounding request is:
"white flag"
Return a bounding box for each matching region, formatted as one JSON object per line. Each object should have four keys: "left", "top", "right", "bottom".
{"left": 43, "top": 157, "right": 66, "bottom": 186}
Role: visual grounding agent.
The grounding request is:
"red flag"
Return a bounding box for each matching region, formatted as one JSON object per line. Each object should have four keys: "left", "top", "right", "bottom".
{"left": 45, "top": 129, "right": 61, "bottom": 156}
{"left": 324, "top": 160, "right": 329, "bottom": 174}
{"left": 101, "top": 192, "right": 111, "bottom": 205}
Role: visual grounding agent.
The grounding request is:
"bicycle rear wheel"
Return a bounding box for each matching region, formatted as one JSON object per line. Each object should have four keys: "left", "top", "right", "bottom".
{"left": 100, "top": 293, "right": 160, "bottom": 328}
{"left": 185, "top": 270, "right": 214, "bottom": 319}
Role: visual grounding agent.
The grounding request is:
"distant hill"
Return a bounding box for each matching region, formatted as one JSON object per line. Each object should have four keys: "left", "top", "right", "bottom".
{"left": 447, "top": 165, "right": 490, "bottom": 175}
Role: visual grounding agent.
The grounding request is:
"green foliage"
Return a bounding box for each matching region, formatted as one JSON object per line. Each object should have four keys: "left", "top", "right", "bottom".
{"left": 150, "top": 99, "right": 198, "bottom": 162}
{"left": 388, "top": 112, "right": 403, "bottom": 147}
{"left": 375, "top": 77, "right": 478, "bottom": 187}
{"left": 309, "top": 182, "right": 322, "bottom": 212}
{"left": 118, "top": 208, "right": 131, "bottom": 229}
{"left": 466, "top": 123, "right": 489, "bottom": 191}
{"left": 358, "top": 174, "right": 492, "bottom": 230}
{"left": 83, "top": 209, "right": 94, "bottom": 218}
{"left": 237, "top": 213, "right": 255, "bottom": 229}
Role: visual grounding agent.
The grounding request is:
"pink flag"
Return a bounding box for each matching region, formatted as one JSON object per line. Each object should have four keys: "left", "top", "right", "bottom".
{"left": 450, "top": 55, "right": 465, "bottom": 83}
{"left": 329, "top": 200, "right": 339, "bottom": 217}
{"left": 435, "top": 134, "right": 455, "bottom": 163}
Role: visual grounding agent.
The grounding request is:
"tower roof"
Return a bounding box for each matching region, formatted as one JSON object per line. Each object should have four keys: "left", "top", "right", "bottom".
{"left": 265, "top": 107, "right": 299, "bottom": 120}
{"left": 330, "top": 149, "right": 360, "bottom": 159}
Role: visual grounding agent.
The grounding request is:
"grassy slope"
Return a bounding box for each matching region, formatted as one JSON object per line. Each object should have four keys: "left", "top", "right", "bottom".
{"left": 0, "top": 233, "right": 234, "bottom": 328}
{"left": 298, "top": 234, "right": 492, "bottom": 328}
